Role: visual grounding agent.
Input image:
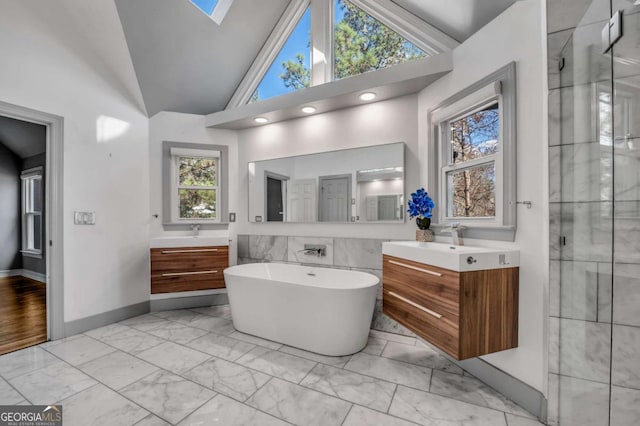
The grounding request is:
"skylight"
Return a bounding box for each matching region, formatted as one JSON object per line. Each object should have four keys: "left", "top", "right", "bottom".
{"left": 189, "top": 0, "right": 234, "bottom": 25}
{"left": 191, "top": 0, "right": 218, "bottom": 15}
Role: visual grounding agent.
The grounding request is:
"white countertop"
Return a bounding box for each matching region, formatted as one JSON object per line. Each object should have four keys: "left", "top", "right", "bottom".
{"left": 382, "top": 241, "right": 519, "bottom": 272}
{"left": 150, "top": 236, "right": 229, "bottom": 248}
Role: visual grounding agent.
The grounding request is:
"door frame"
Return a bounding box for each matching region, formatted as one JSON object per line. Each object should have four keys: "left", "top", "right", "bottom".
{"left": 0, "top": 100, "right": 64, "bottom": 340}
{"left": 318, "top": 173, "right": 352, "bottom": 222}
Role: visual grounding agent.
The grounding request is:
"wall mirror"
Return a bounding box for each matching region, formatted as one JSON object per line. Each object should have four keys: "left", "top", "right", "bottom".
{"left": 248, "top": 142, "right": 405, "bottom": 223}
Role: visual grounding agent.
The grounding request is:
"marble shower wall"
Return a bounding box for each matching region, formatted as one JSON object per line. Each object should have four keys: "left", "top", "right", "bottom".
{"left": 236, "top": 234, "right": 416, "bottom": 337}
{"left": 547, "top": 1, "right": 640, "bottom": 425}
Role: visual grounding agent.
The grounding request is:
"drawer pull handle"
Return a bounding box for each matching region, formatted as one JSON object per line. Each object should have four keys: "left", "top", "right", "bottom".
{"left": 387, "top": 291, "right": 443, "bottom": 319}
{"left": 162, "top": 270, "right": 218, "bottom": 277}
{"left": 388, "top": 260, "right": 443, "bottom": 277}
{"left": 161, "top": 249, "right": 219, "bottom": 254}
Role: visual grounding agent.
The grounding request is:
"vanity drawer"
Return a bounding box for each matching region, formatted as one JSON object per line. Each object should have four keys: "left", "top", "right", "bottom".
{"left": 383, "top": 255, "right": 459, "bottom": 315}
{"left": 151, "top": 246, "right": 228, "bottom": 273}
{"left": 151, "top": 270, "right": 225, "bottom": 294}
{"left": 150, "top": 245, "right": 229, "bottom": 294}
{"left": 383, "top": 289, "right": 459, "bottom": 358}
{"left": 384, "top": 279, "right": 459, "bottom": 324}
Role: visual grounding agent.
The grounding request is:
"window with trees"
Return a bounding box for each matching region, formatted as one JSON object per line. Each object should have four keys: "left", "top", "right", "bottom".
{"left": 171, "top": 148, "right": 220, "bottom": 221}
{"left": 251, "top": 7, "right": 311, "bottom": 103}
{"left": 333, "top": 0, "right": 426, "bottom": 80}
{"left": 445, "top": 102, "right": 499, "bottom": 218}
{"left": 244, "top": 0, "right": 435, "bottom": 104}
{"left": 21, "top": 168, "right": 43, "bottom": 258}
{"left": 429, "top": 63, "right": 517, "bottom": 241}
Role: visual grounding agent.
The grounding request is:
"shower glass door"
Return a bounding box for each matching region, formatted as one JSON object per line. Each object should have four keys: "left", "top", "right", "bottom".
{"left": 551, "top": 1, "right": 640, "bottom": 425}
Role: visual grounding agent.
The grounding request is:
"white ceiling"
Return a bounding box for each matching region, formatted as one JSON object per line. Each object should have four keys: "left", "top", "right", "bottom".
{"left": 115, "top": 0, "right": 290, "bottom": 116}
{"left": 116, "top": 0, "right": 517, "bottom": 116}
{"left": 0, "top": 116, "right": 46, "bottom": 159}
{"left": 391, "top": 0, "right": 517, "bottom": 43}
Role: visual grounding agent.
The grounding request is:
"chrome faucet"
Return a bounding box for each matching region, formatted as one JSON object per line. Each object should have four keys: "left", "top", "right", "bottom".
{"left": 191, "top": 224, "right": 200, "bottom": 237}
{"left": 442, "top": 222, "right": 465, "bottom": 246}
{"left": 298, "top": 244, "right": 326, "bottom": 257}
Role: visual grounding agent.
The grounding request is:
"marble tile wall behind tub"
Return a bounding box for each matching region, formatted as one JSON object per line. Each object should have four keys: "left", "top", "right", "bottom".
{"left": 236, "top": 235, "right": 416, "bottom": 338}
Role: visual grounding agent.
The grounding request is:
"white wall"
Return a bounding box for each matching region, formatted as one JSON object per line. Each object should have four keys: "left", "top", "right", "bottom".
{"left": 0, "top": 0, "right": 150, "bottom": 322}
{"left": 418, "top": 0, "right": 547, "bottom": 392}
{"left": 236, "top": 95, "right": 420, "bottom": 239}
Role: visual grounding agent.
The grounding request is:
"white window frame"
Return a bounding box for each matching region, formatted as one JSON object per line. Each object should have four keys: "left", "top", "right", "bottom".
{"left": 170, "top": 147, "right": 221, "bottom": 223}
{"left": 226, "top": 0, "right": 458, "bottom": 108}
{"left": 428, "top": 63, "right": 517, "bottom": 241}
{"left": 21, "top": 167, "right": 43, "bottom": 258}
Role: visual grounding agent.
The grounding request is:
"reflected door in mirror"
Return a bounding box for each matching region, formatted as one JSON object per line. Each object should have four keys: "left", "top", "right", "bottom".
{"left": 319, "top": 175, "right": 351, "bottom": 222}
{"left": 266, "top": 176, "right": 285, "bottom": 222}
{"left": 287, "top": 179, "right": 317, "bottom": 222}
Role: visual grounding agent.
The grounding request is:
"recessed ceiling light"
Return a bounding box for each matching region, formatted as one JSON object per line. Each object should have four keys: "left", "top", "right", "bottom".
{"left": 301, "top": 106, "right": 317, "bottom": 114}
{"left": 254, "top": 117, "right": 268, "bottom": 124}
{"left": 359, "top": 92, "right": 376, "bottom": 101}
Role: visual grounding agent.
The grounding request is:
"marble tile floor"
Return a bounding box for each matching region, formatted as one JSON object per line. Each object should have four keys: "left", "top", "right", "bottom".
{"left": 0, "top": 306, "right": 543, "bottom": 426}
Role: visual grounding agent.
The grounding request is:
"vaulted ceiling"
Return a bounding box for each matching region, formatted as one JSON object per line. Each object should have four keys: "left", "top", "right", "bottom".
{"left": 115, "top": 0, "right": 516, "bottom": 117}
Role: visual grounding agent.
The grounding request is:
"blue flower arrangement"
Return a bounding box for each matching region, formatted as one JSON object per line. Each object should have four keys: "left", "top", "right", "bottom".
{"left": 408, "top": 188, "right": 435, "bottom": 230}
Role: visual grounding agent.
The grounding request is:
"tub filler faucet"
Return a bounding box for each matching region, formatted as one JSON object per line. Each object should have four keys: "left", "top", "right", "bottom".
{"left": 442, "top": 222, "right": 465, "bottom": 246}
{"left": 299, "top": 244, "right": 327, "bottom": 257}
{"left": 191, "top": 224, "right": 200, "bottom": 236}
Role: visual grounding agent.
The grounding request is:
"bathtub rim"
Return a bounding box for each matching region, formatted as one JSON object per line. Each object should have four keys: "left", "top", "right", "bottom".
{"left": 224, "top": 263, "right": 379, "bottom": 290}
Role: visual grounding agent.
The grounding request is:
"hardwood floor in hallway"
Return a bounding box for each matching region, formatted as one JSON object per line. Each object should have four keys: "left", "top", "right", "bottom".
{"left": 0, "top": 276, "right": 46, "bottom": 355}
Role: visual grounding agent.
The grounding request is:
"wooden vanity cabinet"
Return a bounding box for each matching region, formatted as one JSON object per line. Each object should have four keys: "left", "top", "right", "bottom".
{"left": 150, "top": 246, "right": 228, "bottom": 294}
{"left": 382, "top": 254, "right": 518, "bottom": 360}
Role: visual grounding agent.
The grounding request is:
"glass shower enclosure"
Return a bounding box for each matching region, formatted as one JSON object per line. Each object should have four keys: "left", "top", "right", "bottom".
{"left": 548, "top": 1, "right": 640, "bottom": 424}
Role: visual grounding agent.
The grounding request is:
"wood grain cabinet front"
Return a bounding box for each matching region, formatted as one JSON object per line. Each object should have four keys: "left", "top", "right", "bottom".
{"left": 382, "top": 254, "right": 518, "bottom": 360}
{"left": 150, "top": 246, "right": 228, "bottom": 294}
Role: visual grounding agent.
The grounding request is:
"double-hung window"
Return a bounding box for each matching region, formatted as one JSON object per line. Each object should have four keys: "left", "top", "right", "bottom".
{"left": 21, "top": 167, "right": 43, "bottom": 258}
{"left": 429, "top": 63, "right": 517, "bottom": 240}
{"left": 170, "top": 148, "right": 220, "bottom": 222}
{"left": 442, "top": 100, "right": 500, "bottom": 220}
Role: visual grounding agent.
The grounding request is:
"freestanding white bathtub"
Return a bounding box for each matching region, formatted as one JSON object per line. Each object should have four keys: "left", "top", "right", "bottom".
{"left": 224, "top": 263, "right": 378, "bottom": 356}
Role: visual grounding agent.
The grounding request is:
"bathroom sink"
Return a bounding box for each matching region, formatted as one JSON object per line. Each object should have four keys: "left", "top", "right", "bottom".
{"left": 382, "top": 241, "right": 519, "bottom": 272}
{"left": 149, "top": 236, "right": 228, "bottom": 248}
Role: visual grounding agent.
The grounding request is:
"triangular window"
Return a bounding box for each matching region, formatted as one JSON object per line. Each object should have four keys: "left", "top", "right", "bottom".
{"left": 334, "top": 0, "right": 427, "bottom": 80}
{"left": 250, "top": 7, "right": 311, "bottom": 103}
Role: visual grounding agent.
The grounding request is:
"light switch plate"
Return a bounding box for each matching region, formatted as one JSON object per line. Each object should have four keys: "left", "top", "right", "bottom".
{"left": 229, "top": 212, "right": 236, "bottom": 222}
{"left": 74, "top": 211, "right": 96, "bottom": 225}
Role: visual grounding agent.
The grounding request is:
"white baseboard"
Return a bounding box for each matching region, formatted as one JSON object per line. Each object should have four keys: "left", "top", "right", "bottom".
{"left": 0, "top": 269, "right": 23, "bottom": 278}
{"left": 21, "top": 269, "right": 46, "bottom": 283}
{"left": 0, "top": 269, "right": 46, "bottom": 283}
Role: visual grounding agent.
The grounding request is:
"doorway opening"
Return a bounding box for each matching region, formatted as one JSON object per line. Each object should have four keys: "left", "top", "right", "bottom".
{"left": 0, "top": 116, "right": 47, "bottom": 354}
{"left": 264, "top": 171, "right": 289, "bottom": 222}
{"left": 0, "top": 100, "right": 64, "bottom": 352}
